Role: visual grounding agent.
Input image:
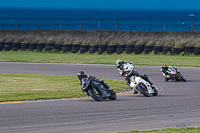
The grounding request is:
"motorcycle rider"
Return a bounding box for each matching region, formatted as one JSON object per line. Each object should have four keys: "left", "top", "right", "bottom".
{"left": 160, "top": 64, "right": 170, "bottom": 81}
{"left": 77, "top": 70, "right": 112, "bottom": 94}
{"left": 116, "top": 59, "right": 154, "bottom": 94}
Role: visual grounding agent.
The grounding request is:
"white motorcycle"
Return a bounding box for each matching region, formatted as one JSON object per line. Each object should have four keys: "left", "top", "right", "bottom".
{"left": 129, "top": 75, "right": 158, "bottom": 97}
{"left": 163, "top": 66, "right": 186, "bottom": 82}
{"left": 118, "top": 63, "right": 158, "bottom": 97}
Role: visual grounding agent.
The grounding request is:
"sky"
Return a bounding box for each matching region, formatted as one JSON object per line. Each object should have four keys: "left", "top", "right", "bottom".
{"left": 0, "top": 0, "right": 200, "bottom": 9}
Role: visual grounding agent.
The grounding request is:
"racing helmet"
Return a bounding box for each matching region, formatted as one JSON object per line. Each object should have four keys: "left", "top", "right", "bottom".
{"left": 77, "top": 70, "right": 86, "bottom": 80}
{"left": 116, "top": 59, "right": 123, "bottom": 66}
{"left": 123, "top": 63, "right": 133, "bottom": 76}
{"left": 162, "top": 64, "right": 168, "bottom": 71}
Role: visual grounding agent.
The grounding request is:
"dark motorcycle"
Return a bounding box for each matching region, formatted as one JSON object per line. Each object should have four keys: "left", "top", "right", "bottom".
{"left": 81, "top": 77, "right": 117, "bottom": 101}
{"left": 166, "top": 66, "right": 186, "bottom": 82}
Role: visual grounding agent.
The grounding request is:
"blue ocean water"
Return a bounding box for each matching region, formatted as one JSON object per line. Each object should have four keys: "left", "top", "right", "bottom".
{"left": 0, "top": 7, "right": 200, "bottom": 31}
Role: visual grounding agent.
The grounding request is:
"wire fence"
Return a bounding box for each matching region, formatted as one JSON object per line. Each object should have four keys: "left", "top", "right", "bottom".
{"left": 2, "top": 20, "right": 198, "bottom": 31}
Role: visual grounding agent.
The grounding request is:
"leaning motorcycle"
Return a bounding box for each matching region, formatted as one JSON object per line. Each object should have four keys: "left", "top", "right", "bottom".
{"left": 129, "top": 75, "right": 158, "bottom": 97}
{"left": 165, "top": 66, "right": 186, "bottom": 82}
{"left": 81, "top": 77, "right": 117, "bottom": 101}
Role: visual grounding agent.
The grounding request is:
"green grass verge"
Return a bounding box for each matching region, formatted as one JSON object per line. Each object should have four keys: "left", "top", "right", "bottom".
{"left": 113, "top": 127, "right": 200, "bottom": 133}
{"left": 0, "top": 73, "right": 127, "bottom": 102}
{"left": 0, "top": 51, "right": 200, "bottom": 67}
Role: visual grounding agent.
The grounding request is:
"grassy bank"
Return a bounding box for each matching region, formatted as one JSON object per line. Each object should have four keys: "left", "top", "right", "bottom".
{"left": 1, "top": 30, "right": 200, "bottom": 48}
{"left": 0, "top": 51, "right": 200, "bottom": 67}
{"left": 115, "top": 127, "right": 200, "bottom": 133}
{"left": 0, "top": 73, "right": 127, "bottom": 102}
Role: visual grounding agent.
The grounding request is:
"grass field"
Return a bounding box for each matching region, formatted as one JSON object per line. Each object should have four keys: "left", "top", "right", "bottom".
{"left": 0, "top": 73, "right": 127, "bottom": 102}
{"left": 0, "top": 51, "right": 200, "bottom": 67}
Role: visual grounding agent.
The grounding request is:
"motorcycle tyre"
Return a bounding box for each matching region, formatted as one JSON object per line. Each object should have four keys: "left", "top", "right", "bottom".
{"left": 152, "top": 89, "right": 158, "bottom": 96}
{"left": 108, "top": 90, "right": 117, "bottom": 100}
{"left": 179, "top": 76, "right": 186, "bottom": 82}
{"left": 88, "top": 88, "right": 102, "bottom": 101}
{"left": 181, "top": 77, "right": 186, "bottom": 82}
{"left": 137, "top": 85, "right": 150, "bottom": 97}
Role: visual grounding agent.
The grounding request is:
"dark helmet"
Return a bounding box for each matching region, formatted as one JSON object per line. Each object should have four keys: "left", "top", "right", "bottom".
{"left": 116, "top": 59, "right": 123, "bottom": 67}
{"left": 162, "top": 64, "right": 168, "bottom": 71}
{"left": 77, "top": 70, "right": 86, "bottom": 80}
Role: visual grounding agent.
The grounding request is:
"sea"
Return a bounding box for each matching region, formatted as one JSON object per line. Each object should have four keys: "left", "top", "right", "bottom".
{"left": 0, "top": 7, "right": 200, "bottom": 31}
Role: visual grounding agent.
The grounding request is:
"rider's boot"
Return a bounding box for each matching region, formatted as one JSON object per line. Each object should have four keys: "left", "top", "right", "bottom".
{"left": 132, "top": 88, "right": 138, "bottom": 94}
{"left": 133, "top": 90, "right": 138, "bottom": 94}
{"left": 101, "top": 91, "right": 107, "bottom": 98}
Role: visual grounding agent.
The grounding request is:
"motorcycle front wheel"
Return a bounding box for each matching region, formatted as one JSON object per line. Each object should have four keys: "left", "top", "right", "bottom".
{"left": 179, "top": 76, "right": 186, "bottom": 82}
{"left": 88, "top": 88, "right": 102, "bottom": 101}
{"left": 152, "top": 88, "right": 158, "bottom": 96}
{"left": 108, "top": 90, "right": 117, "bottom": 100}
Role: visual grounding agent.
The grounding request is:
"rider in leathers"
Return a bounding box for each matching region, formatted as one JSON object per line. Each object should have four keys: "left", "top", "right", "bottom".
{"left": 116, "top": 59, "right": 155, "bottom": 94}
{"left": 77, "top": 70, "right": 112, "bottom": 97}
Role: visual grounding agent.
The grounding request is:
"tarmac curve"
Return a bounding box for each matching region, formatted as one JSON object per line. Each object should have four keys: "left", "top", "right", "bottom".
{"left": 0, "top": 62, "right": 200, "bottom": 133}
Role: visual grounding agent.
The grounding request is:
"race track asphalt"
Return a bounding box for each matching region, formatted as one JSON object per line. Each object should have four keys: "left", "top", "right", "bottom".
{"left": 0, "top": 62, "right": 200, "bottom": 133}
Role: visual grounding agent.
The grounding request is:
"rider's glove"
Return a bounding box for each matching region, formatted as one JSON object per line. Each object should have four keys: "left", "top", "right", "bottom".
{"left": 88, "top": 75, "right": 96, "bottom": 80}
{"left": 96, "top": 78, "right": 103, "bottom": 82}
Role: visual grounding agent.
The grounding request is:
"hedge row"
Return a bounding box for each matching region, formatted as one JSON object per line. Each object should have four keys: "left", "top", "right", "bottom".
{"left": 0, "top": 42, "right": 200, "bottom": 55}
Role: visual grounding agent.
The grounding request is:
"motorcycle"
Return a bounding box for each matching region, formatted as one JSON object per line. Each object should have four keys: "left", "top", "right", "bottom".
{"left": 165, "top": 66, "right": 186, "bottom": 82}
{"left": 129, "top": 75, "right": 158, "bottom": 97}
{"left": 81, "top": 77, "right": 117, "bottom": 101}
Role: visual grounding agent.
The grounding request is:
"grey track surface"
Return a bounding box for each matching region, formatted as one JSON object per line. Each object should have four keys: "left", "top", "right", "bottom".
{"left": 0, "top": 62, "right": 200, "bottom": 133}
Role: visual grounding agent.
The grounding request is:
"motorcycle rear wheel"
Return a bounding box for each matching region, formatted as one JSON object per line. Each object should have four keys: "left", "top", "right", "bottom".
{"left": 137, "top": 84, "right": 150, "bottom": 97}
{"left": 88, "top": 88, "right": 102, "bottom": 101}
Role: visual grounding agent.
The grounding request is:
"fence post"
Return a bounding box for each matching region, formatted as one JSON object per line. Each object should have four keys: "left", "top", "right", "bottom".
{"left": 80, "top": 20, "right": 82, "bottom": 30}
{"left": 138, "top": 21, "right": 140, "bottom": 31}
{"left": 192, "top": 21, "right": 194, "bottom": 31}
{"left": 37, "top": 20, "right": 39, "bottom": 30}
{"left": 60, "top": 20, "right": 62, "bottom": 30}
{"left": 16, "top": 20, "right": 18, "bottom": 30}
{"left": 164, "top": 21, "right": 166, "bottom": 31}
{"left": 98, "top": 20, "right": 100, "bottom": 30}
{"left": 115, "top": 20, "right": 117, "bottom": 31}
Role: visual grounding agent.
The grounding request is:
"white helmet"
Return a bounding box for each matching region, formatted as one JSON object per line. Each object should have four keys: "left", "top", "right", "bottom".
{"left": 123, "top": 63, "right": 134, "bottom": 76}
